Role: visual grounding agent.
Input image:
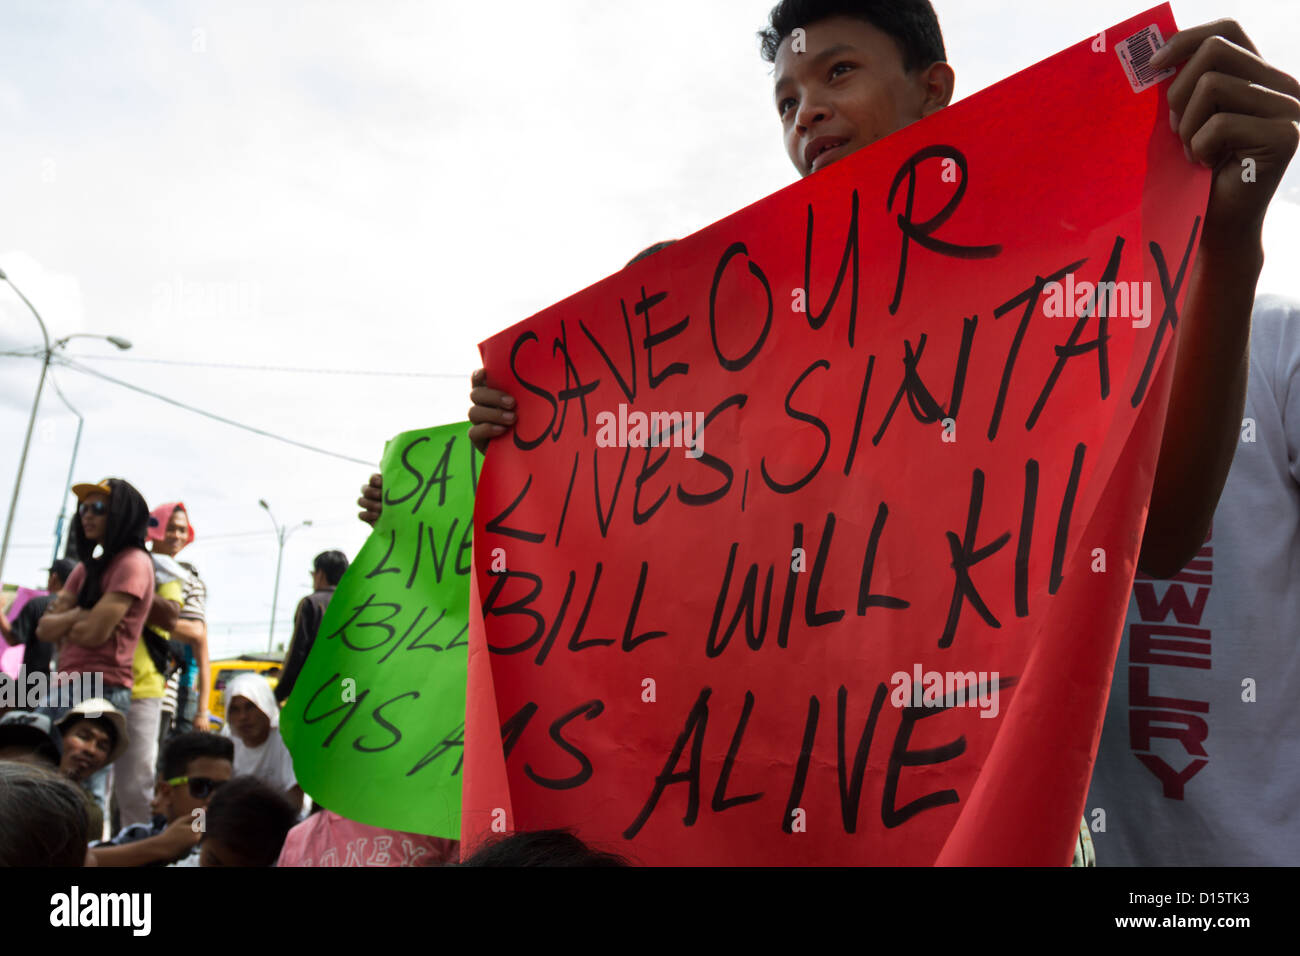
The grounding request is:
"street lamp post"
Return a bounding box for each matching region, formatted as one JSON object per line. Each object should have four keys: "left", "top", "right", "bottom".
{"left": 0, "top": 264, "right": 134, "bottom": 584}
{"left": 0, "top": 267, "right": 51, "bottom": 591}
{"left": 49, "top": 376, "right": 84, "bottom": 563}
{"left": 259, "top": 499, "right": 311, "bottom": 653}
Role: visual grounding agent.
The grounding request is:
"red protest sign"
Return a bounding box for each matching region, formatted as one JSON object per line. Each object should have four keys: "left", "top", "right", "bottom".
{"left": 463, "top": 4, "right": 1210, "bottom": 865}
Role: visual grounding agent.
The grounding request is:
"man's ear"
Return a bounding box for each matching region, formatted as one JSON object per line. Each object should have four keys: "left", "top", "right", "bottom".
{"left": 917, "top": 61, "right": 956, "bottom": 118}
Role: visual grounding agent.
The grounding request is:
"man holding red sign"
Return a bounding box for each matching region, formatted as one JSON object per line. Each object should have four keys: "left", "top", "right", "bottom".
{"left": 359, "top": 2, "right": 1297, "bottom": 866}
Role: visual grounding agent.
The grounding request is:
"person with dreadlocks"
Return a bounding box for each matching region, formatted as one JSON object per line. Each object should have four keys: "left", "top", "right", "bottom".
{"left": 36, "top": 478, "right": 156, "bottom": 719}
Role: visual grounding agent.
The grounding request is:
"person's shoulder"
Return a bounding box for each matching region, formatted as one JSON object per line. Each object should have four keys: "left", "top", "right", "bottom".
{"left": 151, "top": 552, "right": 184, "bottom": 578}
{"left": 104, "top": 548, "right": 154, "bottom": 596}
{"left": 104, "top": 820, "right": 159, "bottom": 846}
{"left": 1252, "top": 294, "right": 1300, "bottom": 343}
{"left": 110, "top": 547, "right": 154, "bottom": 570}
{"left": 18, "top": 594, "right": 53, "bottom": 619}
{"left": 1251, "top": 294, "right": 1300, "bottom": 383}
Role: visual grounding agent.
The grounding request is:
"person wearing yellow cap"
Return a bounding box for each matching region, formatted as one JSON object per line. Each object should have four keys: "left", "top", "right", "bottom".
{"left": 36, "top": 479, "right": 155, "bottom": 714}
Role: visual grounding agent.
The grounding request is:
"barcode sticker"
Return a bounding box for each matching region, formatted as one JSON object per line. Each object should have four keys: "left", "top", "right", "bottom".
{"left": 1116, "top": 24, "right": 1175, "bottom": 93}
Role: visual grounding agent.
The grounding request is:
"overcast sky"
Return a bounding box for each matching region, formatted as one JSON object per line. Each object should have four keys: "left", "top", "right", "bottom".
{"left": 2, "top": 0, "right": 1298, "bottom": 660}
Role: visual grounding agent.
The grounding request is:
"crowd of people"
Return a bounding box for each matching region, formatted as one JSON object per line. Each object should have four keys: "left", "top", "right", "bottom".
{"left": 2, "top": 0, "right": 1298, "bottom": 867}
{"left": 0, "top": 479, "right": 434, "bottom": 867}
{"left": 0, "top": 477, "right": 577, "bottom": 866}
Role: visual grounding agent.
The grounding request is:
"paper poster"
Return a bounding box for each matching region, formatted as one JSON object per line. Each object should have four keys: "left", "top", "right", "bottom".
{"left": 464, "top": 5, "right": 1210, "bottom": 864}
{"left": 282, "top": 423, "right": 477, "bottom": 838}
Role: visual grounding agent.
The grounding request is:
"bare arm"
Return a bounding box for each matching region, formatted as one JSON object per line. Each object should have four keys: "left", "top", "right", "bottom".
{"left": 1137, "top": 21, "right": 1299, "bottom": 577}
{"left": 65, "top": 593, "right": 135, "bottom": 648}
{"left": 37, "top": 607, "right": 84, "bottom": 643}
{"left": 145, "top": 595, "right": 181, "bottom": 634}
{"left": 173, "top": 618, "right": 212, "bottom": 729}
{"left": 35, "top": 589, "right": 80, "bottom": 642}
{"left": 1138, "top": 244, "right": 1258, "bottom": 577}
{"left": 91, "top": 817, "right": 200, "bottom": 867}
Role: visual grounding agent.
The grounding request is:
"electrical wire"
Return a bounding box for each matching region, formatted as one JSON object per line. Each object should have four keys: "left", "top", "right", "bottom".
{"left": 61, "top": 352, "right": 467, "bottom": 379}
{"left": 55, "top": 356, "right": 378, "bottom": 468}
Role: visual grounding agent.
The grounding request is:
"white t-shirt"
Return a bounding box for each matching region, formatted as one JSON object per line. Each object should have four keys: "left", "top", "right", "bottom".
{"left": 1087, "top": 295, "right": 1300, "bottom": 865}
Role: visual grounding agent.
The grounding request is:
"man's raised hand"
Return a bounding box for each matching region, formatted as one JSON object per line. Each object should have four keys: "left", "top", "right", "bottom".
{"left": 357, "top": 473, "right": 382, "bottom": 527}
{"left": 468, "top": 367, "right": 516, "bottom": 453}
{"left": 1154, "top": 19, "right": 1299, "bottom": 249}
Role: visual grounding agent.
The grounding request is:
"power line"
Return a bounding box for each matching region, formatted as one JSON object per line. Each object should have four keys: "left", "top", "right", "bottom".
{"left": 56, "top": 357, "right": 378, "bottom": 469}
{"left": 62, "top": 352, "right": 467, "bottom": 379}
{"left": 196, "top": 529, "right": 275, "bottom": 541}
{"left": 199, "top": 522, "right": 359, "bottom": 542}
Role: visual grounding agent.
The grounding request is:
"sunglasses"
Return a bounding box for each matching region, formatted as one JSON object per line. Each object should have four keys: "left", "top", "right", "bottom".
{"left": 165, "top": 775, "right": 226, "bottom": 799}
{"left": 78, "top": 501, "right": 108, "bottom": 517}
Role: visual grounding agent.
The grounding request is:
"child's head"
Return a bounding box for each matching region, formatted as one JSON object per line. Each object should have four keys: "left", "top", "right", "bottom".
{"left": 0, "top": 761, "right": 91, "bottom": 866}
{"left": 460, "top": 828, "right": 630, "bottom": 867}
{"left": 199, "top": 776, "right": 298, "bottom": 867}
{"left": 759, "top": 0, "right": 954, "bottom": 177}
{"left": 155, "top": 731, "right": 234, "bottom": 824}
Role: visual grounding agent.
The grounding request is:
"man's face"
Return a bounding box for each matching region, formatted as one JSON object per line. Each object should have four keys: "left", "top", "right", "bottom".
{"left": 153, "top": 509, "right": 190, "bottom": 557}
{"left": 59, "top": 719, "right": 113, "bottom": 781}
{"left": 227, "top": 695, "right": 271, "bottom": 748}
{"left": 158, "top": 754, "right": 232, "bottom": 824}
{"left": 774, "top": 16, "right": 934, "bottom": 178}
{"left": 78, "top": 493, "right": 109, "bottom": 544}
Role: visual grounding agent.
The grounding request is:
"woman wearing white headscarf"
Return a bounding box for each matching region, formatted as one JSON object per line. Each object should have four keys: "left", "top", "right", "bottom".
{"left": 222, "top": 673, "right": 303, "bottom": 812}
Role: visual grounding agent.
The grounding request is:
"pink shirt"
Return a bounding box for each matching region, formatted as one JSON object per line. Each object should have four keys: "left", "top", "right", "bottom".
{"left": 61, "top": 549, "right": 154, "bottom": 689}
{"left": 277, "top": 811, "right": 459, "bottom": 867}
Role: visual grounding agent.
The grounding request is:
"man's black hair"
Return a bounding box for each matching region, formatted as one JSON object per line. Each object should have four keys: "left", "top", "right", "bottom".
{"left": 49, "top": 558, "right": 76, "bottom": 584}
{"left": 758, "top": 0, "right": 946, "bottom": 71}
{"left": 460, "top": 828, "right": 630, "bottom": 867}
{"left": 72, "top": 477, "right": 151, "bottom": 609}
{"left": 625, "top": 240, "right": 678, "bottom": 268}
{"left": 159, "top": 731, "right": 234, "bottom": 781}
{"left": 203, "top": 776, "right": 298, "bottom": 866}
{"left": 313, "top": 550, "right": 349, "bottom": 586}
{"left": 0, "top": 762, "right": 89, "bottom": 866}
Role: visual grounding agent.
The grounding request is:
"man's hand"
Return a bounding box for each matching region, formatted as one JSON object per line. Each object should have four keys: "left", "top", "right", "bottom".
{"left": 193, "top": 711, "right": 210, "bottom": 732}
{"left": 358, "top": 473, "right": 383, "bottom": 527}
{"left": 157, "top": 813, "right": 203, "bottom": 858}
{"left": 468, "top": 367, "right": 515, "bottom": 453}
{"left": 90, "top": 815, "right": 202, "bottom": 867}
{"left": 1135, "top": 19, "right": 1297, "bottom": 577}
{"left": 145, "top": 596, "right": 181, "bottom": 635}
{"left": 66, "top": 593, "right": 134, "bottom": 648}
{"left": 1155, "top": 19, "right": 1300, "bottom": 249}
{"left": 37, "top": 607, "right": 83, "bottom": 643}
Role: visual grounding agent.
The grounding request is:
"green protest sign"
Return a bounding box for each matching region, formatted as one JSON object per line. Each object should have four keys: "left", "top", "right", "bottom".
{"left": 281, "top": 422, "right": 477, "bottom": 838}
